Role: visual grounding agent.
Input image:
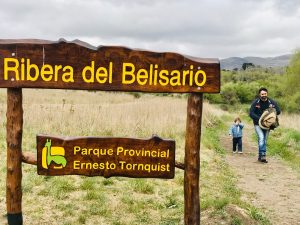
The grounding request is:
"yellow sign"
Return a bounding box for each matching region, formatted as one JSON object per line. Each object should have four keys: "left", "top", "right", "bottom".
{"left": 41, "top": 139, "right": 67, "bottom": 169}
{"left": 3, "top": 58, "right": 206, "bottom": 88}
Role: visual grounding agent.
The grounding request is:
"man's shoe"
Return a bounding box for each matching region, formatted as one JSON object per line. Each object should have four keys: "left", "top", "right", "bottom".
{"left": 238, "top": 151, "right": 243, "bottom": 154}
{"left": 259, "top": 156, "right": 268, "bottom": 163}
{"left": 233, "top": 151, "right": 237, "bottom": 154}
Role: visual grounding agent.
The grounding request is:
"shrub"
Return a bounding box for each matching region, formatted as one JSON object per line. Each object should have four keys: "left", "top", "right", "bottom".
{"left": 221, "top": 83, "right": 239, "bottom": 105}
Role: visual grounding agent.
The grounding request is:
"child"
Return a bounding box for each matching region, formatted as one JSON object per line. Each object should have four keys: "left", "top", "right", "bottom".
{"left": 229, "top": 117, "right": 244, "bottom": 153}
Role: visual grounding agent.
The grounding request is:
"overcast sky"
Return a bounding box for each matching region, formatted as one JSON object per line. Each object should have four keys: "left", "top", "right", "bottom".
{"left": 0, "top": 0, "right": 299, "bottom": 59}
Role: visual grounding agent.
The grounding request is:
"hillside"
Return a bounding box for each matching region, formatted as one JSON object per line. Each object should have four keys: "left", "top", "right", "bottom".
{"left": 220, "top": 54, "right": 291, "bottom": 70}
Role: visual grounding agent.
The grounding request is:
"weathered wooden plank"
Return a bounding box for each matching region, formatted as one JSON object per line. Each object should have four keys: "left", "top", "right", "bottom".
{"left": 22, "top": 152, "right": 37, "bottom": 165}
{"left": 175, "top": 161, "right": 185, "bottom": 170}
{"left": 6, "top": 88, "right": 23, "bottom": 224}
{"left": 184, "top": 93, "right": 202, "bottom": 225}
{"left": 37, "top": 135, "right": 175, "bottom": 178}
{"left": 0, "top": 39, "right": 220, "bottom": 93}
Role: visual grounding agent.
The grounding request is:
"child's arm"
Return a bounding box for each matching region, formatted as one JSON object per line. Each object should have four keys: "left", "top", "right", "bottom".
{"left": 228, "top": 126, "right": 233, "bottom": 136}
{"left": 239, "top": 123, "right": 244, "bottom": 129}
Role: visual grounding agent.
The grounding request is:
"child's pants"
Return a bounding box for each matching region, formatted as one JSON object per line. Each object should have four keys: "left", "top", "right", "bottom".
{"left": 232, "top": 137, "right": 242, "bottom": 152}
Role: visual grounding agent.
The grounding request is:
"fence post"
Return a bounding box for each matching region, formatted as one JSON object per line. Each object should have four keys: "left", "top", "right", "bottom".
{"left": 184, "top": 93, "right": 203, "bottom": 225}
{"left": 6, "top": 88, "right": 23, "bottom": 225}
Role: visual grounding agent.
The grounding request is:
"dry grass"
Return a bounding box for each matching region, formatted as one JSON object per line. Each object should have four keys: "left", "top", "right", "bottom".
{"left": 278, "top": 113, "right": 300, "bottom": 131}
{"left": 0, "top": 89, "right": 192, "bottom": 225}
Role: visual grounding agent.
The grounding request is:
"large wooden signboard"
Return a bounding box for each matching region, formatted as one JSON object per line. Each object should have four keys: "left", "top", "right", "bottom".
{"left": 37, "top": 135, "right": 175, "bottom": 178}
{"left": 2, "top": 39, "right": 221, "bottom": 225}
{"left": 0, "top": 39, "right": 220, "bottom": 93}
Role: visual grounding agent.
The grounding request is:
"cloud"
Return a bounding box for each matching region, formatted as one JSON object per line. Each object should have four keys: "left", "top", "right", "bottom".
{"left": 0, "top": 0, "right": 299, "bottom": 58}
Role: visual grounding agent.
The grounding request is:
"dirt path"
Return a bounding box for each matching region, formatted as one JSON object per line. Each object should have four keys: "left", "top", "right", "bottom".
{"left": 221, "top": 122, "right": 300, "bottom": 225}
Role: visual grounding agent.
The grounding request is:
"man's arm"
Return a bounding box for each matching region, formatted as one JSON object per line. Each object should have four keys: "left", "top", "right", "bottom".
{"left": 249, "top": 100, "right": 260, "bottom": 121}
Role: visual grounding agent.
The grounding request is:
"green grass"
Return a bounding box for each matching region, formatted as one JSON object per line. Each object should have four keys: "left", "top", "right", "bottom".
{"left": 88, "top": 201, "right": 110, "bottom": 216}
{"left": 80, "top": 177, "right": 96, "bottom": 190}
{"left": 129, "top": 179, "right": 155, "bottom": 194}
{"left": 231, "top": 217, "right": 242, "bottom": 225}
{"left": 102, "top": 178, "right": 114, "bottom": 186}
{"left": 84, "top": 190, "right": 102, "bottom": 200}
{"left": 78, "top": 214, "right": 87, "bottom": 224}
{"left": 165, "top": 193, "right": 179, "bottom": 208}
{"left": 202, "top": 115, "right": 227, "bottom": 155}
{"left": 248, "top": 206, "right": 271, "bottom": 224}
{"left": 266, "top": 128, "right": 300, "bottom": 171}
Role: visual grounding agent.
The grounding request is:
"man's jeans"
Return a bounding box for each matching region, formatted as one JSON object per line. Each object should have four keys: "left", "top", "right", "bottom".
{"left": 254, "top": 125, "right": 269, "bottom": 158}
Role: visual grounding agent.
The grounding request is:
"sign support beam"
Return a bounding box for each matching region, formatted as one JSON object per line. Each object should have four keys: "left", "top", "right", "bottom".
{"left": 6, "top": 88, "right": 23, "bottom": 225}
{"left": 184, "top": 93, "right": 203, "bottom": 225}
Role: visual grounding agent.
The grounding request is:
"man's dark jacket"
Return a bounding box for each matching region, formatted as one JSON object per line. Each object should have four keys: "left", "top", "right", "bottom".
{"left": 249, "top": 98, "right": 281, "bottom": 125}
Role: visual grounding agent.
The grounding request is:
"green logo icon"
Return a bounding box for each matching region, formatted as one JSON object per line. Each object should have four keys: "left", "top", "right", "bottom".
{"left": 42, "top": 139, "right": 67, "bottom": 169}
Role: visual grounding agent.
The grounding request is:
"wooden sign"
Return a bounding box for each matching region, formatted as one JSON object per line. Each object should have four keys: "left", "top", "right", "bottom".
{"left": 37, "top": 135, "right": 175, "bottom": 179}
{"left": 0, "top": 39, "right": 220, "bottom": 93}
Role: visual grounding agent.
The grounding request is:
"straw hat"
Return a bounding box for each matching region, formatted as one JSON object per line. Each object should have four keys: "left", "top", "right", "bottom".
{"left": 259, "top": 108, "right": 278, "bottom": 130}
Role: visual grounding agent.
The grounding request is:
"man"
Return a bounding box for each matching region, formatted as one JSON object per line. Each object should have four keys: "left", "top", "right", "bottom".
{"left": 249, "top": 87, "right": 281, "bottom": 163}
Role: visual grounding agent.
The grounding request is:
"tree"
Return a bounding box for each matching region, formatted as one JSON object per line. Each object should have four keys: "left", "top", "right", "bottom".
{"left": 285, "top": 50, "right": 300, "bottom": 93}
{"left": 279, "top": 50, "right": 300, "bottom": 113}
{"left": 242, "top": 62, "right": 254, "bottom": 70}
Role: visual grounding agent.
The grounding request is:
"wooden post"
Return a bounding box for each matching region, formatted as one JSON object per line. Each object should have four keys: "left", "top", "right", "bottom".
{"left": 184, "top": 93, "right": 203, "bottom": 225}
{"left": 6, "top": 88, "right": 23, "bottom": 225}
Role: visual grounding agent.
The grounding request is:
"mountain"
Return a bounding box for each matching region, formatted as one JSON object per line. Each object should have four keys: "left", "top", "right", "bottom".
{"left": 220, "top": 54, "right": 291, "bottom": 70}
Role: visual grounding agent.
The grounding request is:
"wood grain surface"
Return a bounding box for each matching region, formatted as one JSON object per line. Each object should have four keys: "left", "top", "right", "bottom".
{"left": 37, "top": 135, "right": 175, "bottom": 178}
{"left": 6, "top": 88, "right": 23, "bottom": 214}
{"left": 184, "top": 93, "right": 203, "bottom": 225}
{"left": 0, "top": 39, "right": 220, "bottom": 93}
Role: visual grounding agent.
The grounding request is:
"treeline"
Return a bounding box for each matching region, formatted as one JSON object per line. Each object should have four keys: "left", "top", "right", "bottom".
{"left": 205, "top": 51, "right": 300, "bottom": 113}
